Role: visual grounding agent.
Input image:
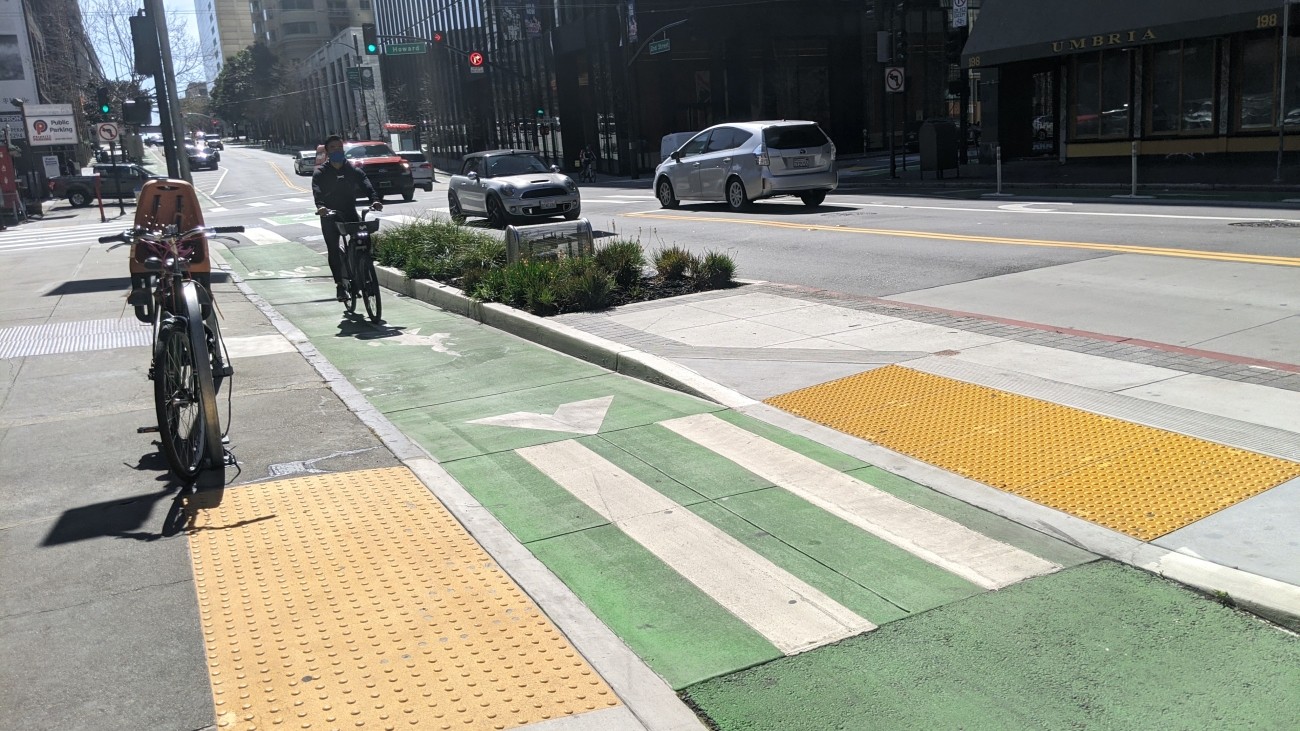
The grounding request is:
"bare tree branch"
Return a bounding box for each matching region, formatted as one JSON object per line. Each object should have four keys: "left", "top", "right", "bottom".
{"left": 81, "top": 0, "right": 207, "bottom": 87}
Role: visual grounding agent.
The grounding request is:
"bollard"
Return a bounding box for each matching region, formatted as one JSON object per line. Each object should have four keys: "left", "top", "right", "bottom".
{"left": 504, "top": 218, "right": 595, "bottom": 264}
{"left": 984, "top": 145, "right": 1013, "bottom": 198}
{"left": 1112, "top": 140, "right": 1152, "bottom": 199}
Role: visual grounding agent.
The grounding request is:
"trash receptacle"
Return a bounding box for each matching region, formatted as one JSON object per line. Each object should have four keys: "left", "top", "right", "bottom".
{"left": 919, "top": 119, "right": 959, "bottom": 179}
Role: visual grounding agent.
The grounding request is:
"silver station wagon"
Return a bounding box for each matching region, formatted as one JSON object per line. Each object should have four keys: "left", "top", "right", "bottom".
{"left": 448, "top": 150, "right": 581, "bottom": 228}
{"left": 653, "top": 120, "right": 838, "bottom": 210}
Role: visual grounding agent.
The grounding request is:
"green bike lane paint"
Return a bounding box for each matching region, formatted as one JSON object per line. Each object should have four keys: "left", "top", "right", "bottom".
{"left": 218, "top": 242, "right": 1133, "bottom": 697}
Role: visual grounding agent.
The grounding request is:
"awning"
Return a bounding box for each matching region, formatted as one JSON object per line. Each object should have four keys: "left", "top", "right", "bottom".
{"left": 963, "top": 0, "right": 1282, "bottom": 68}
{"left": 383, "top": 123, "right": 415, "bottom": 131}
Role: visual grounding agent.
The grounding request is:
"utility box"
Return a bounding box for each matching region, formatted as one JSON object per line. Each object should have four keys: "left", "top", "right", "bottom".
{"left": 919, "top": 119, "right": 959, "bottom": 178}
{"left": 504, "top": 218, "right": 594, "bottom": 264}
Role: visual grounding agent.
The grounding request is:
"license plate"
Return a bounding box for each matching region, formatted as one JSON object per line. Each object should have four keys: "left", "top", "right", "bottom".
{"left": 378, "top": 181, "right": 392, "bottom": 188}
{"left": 541, "top": 199, "right": 557, "bottom": 209}
{"left": 791, "top": 157, "right": 811, "bottom": 169}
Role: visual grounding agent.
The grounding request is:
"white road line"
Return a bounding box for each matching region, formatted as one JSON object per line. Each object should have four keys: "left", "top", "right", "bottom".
{"left": 517, "top": 439, "right": 875, "bottom": 654}
{"left": 0, "top": 241, "right": 100, "bottom": 254}
{"left": 837, "top": 200, "right": 1295, "bottom": 223}
{"left": 208, "top": 207, "right": 228, "bottom": 212}
{"left": 246, "top": 202, "right": 271, "bottom": 208}
{"left": 660, "top": 413, "right": 1060, "bottom": 590}
{"left": 285, "top": 197, "right": 310, "bottom": 203}
{"left": 240, "top": 227, "right": 291, "bottom": 246}
{"left": 211, "top": 166, "right": 230, "bottom": 195}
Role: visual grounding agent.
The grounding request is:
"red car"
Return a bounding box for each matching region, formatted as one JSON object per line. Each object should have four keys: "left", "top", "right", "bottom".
{"left": 315, "top": 140, "right": 415, "bottom": 201}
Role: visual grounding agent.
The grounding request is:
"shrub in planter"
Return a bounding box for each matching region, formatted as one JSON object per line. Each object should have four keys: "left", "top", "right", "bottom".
{"left": 594, "top": 239, "right": 645, "bottom": 288}
{"left": 690, "top": 249, "right": 737, "bottom": 289}
{"left": 653, "top": 245, "right": 697, "bottom": 281}
{"left": 558, "top": 258, "right": 615, "bottom": 311}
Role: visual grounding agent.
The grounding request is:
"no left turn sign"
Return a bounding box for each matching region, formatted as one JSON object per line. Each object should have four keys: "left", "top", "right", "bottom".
{"left": 884, "top": 67, "right": 905, "bottom": 94}
{"left": 96, "top": 123, "right": 120, "bottom": 142}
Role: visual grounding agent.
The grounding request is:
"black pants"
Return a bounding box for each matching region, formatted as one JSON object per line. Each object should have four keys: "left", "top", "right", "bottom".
{"left": 320, "top": 210, "right": 359, "bottom": 285}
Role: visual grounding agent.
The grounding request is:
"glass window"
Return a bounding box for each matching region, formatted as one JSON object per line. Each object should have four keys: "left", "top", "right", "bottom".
{"left": 763, "top": 124, "right": 828, "bottom": 149}
{"left": 705, "top": 127, "right": 742, "bottom": 152}
{"left": 1100, "top": 52, "right": 1131, "bottom": 137}
{"left": 1149, "top": 40, "right": 1216, "bottom": 134}
{"left": 1074, "top": 56, "right": 1100, "bottom": 137}
{"left": 680, "top": 131, "right": 711, "bottom": 156}
{"left": 1240, "top": 35, "right": 1277, "bottom": 129}
{"left": 1149, "top": 46, "right": 1181, "bottom": 133}
{"left": 1182, "top": 40, "right": 1216, "bottom": 131}
{"left": 1072, "top": 51, "right": 1130, "bottom": 139}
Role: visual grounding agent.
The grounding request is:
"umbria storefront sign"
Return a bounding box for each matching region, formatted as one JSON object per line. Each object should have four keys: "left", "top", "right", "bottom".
{"left": 1051, "top": 29, "right": 1156, "bottom": 54}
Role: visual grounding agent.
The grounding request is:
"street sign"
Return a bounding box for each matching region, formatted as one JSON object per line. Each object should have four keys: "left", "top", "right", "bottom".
{"left": 346, "top": 66, "right": 361, "bottom": 88}
{"left": 385, "top": 42, "right": 427, "bottom": 55}
{"left": 649, "top": 38, "right": 671, "bottom": 55}
{"left": 360, "top": 67, "right": 375, "bottom": 89}
{"left": 468, "top": 51, "right": 485, "bottom": 74}
{"left": 885, "top": 66, "right": 905, "bottom": 93}
{"left": 953, "top": 0, "right": 969, "bottom": 28}
{"left": 96, "top": 122, "right": 121, "bottom": 143}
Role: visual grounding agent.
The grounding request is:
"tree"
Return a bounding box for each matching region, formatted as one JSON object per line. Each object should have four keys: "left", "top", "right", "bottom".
{"left": 210, "top": 43, "right": 287, "bottom": 138}
{"left": 81, "top": 0, "right": 206, "bottom": 87}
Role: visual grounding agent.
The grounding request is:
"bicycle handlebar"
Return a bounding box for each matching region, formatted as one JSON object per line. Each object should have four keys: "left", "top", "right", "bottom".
{"left": 101, "top": 224, "right": 245, "bottom": 246}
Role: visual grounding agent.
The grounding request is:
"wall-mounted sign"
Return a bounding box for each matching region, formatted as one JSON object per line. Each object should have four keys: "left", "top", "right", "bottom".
{"left": 24, "top": 103, "right": 76, "bottom": 146}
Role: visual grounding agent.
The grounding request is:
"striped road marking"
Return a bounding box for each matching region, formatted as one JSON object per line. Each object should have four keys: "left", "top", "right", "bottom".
{"left": 518, "top": 439, "right": 876, "bottom": 654}
{"left": 661, "top": 413, "right": 1060, "bottom": 589}
{"left": 239, "top": 226, "right": 291, "bottom": 246}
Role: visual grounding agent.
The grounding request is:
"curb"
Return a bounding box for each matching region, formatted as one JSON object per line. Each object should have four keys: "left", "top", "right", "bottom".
{"left": 374, "top": 263, "right": 1300, "bottom": 633}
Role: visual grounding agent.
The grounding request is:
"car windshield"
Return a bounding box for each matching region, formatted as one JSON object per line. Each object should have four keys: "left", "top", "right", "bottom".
{"left": 345, "top": 143, "right": 395, "bottom": 158}
{"left": 763, "top": 124, "right": 829, "bottom": 150}
{"left": 484, "top": 154, "right": 550, "bottom": 177}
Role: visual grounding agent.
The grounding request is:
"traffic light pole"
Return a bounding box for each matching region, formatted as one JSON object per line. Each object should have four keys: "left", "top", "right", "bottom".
{"left": 144, "top": 0, "right": 190, "bottom": 182}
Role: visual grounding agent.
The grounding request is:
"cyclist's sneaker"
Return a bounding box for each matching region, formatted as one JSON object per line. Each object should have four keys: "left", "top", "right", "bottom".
{"left": 336, "top": 285, "right": 347, "bottom": 301}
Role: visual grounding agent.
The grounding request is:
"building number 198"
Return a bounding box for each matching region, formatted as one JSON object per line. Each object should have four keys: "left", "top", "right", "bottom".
{"left": 1258, "top": 13, "right": 1278, "bottom": 29}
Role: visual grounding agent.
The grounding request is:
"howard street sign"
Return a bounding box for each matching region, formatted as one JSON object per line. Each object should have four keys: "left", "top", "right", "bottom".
{"left": 385, "top": 42, "right": 427, "bottom": 55}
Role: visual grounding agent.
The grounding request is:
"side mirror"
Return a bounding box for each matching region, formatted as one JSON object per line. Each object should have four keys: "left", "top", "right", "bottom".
{"left": 550, "top": 164, "right": 560, "bottom": 173}
{"left": 467, "top": 171, "right": 479, "bottom": 182}
{"left": 671, "top": 150, "right": 683, "bottom": 161}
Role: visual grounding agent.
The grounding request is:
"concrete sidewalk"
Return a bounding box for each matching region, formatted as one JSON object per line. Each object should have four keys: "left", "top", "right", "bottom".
{"left": 376, "top": 268, "right": 1300, "bottom": 630}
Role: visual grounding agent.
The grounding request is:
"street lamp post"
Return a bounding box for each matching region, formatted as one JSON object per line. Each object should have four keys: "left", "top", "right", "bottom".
{"left": 1277, "top": 0, "right": 1298, "bottom": 182}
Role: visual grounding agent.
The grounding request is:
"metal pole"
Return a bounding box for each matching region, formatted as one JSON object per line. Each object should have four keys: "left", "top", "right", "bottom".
{"left": 1277, "top": 0, "right": 1292, "bottom": 183}
{"left": 1130, "top": 140, "right": 1138, "bottom": 196}
{"left": 113, "top": 140, "right": 125, "bottom": 216}
{"left": 996, "top": 145, "right": 1002, "bottom": 194}
{"left": 144, "top": 0, "right": 190, "bottom": 182}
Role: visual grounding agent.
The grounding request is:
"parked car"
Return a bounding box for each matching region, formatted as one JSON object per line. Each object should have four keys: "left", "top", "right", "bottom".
{"left": 292, "top": 149, "right": 318, "bottom": 176}
{"left": 447, "top": 149, "right": 580, "bottom": 228}
{"left": 396, "top": 151, "right": 434, "bottom": 191}
{"left": 653, "top": 120, "right": 837, "bottom": 211}
{"left": 340, "top": 140, "right": 415, "bottom": 201}
{"left": 185, "top": 144, "right": 219, "bottom": 170}
{"left": 49, "top": 163, "right": 161, "bottom": 207}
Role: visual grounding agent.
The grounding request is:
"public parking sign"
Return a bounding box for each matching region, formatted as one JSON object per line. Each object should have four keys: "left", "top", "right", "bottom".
{"left": 885, "top": 67, "right": 905, "bottom": 93}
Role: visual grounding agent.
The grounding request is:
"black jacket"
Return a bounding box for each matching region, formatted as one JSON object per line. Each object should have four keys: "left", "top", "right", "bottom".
{"left": 312, "top": 161, "right": 379, "bottom": 214}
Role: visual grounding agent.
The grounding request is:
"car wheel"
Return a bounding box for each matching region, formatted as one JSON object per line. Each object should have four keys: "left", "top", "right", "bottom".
{"left": 799, "top": 190, "right": 826, "bottom": 207}
{"left": 725, "top": 178, "right": 750, "bottom": 212}
{"left": 68, "top": 189, "right": 90, "bottom": 207}
{"left": 403, "top": 189, "right": 415, "bottom": 202}
{"left": 448, "top": 191, "right": 466, "bottom": 224}
{"left": 563, "top": 205, "right": 581, "bottom": 221}
{"left": 423, "top": 184, "right": 433, "bottom": 192}
{"left": 486, "top": 195, "right": 509, "bottom": 229}
{"left": 655, "top": 178, "right": 679, "bottom": 209}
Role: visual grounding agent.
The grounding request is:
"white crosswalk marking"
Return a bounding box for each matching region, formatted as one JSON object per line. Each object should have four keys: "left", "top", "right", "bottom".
{"left": 0, "top": 222, "right": 117, "bottom": 255}
{"left": 661, "top": 413, "right": 1061, "bottom": 590}
{"left": 247, "top": 202, "right": 270, "bottom": 207}
{"left": 517, "top": 439, "right": 875, "bottom": 654}
{"left": 240, "top": 227, "right": 291, "bottom": 246}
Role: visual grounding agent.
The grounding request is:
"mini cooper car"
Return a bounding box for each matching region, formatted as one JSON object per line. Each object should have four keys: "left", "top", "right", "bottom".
{"left": 447, "top": 150, "right": 580, "bottom": 227}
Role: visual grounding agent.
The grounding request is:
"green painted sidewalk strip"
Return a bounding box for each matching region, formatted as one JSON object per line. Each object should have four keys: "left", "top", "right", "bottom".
{"left": 528, "top": 525, "right": 782, "bottom": 690}
{"left": 683, "top": 561, "right": 1300, "bottom": 731}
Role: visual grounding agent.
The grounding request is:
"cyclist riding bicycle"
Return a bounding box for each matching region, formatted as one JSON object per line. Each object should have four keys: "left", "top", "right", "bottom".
{"left": 579, "top": 146, "right": 596, "bottom": 182}
{"left": 313, "top": 134, "right": 382, "bottom": 301}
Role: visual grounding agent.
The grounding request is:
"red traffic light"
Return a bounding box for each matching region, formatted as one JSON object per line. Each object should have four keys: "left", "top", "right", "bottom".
{"left": 468, "top": 51, "right": 484, "bottom": 67}
{"left": 432, "top": 31, "right": 444, "bottom": 43}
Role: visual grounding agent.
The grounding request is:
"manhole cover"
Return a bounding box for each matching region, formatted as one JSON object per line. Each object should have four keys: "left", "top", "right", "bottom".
{"left": 1229, "top": 220, "right": 1300, "bottom": 228}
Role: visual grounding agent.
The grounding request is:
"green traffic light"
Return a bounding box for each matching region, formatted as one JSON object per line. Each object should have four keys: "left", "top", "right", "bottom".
{"left": 367, "top": 43, "right": 377, "bottom": 53}
{"left": 99, "top": 104, "right": 111, "bottom": 114}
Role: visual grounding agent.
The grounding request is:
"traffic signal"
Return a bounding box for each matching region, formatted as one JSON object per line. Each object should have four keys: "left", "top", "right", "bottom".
{"left": 945, "top": 33, "right": 964, "bottom": 64}
{"left": 96, "top": 87, "right": 112, "bottom": 116}
{"left": 431, "top": 31, "right": 444, "bottom": 44}
{"left": 122, "top": 96, "right": 152, "bottom": 124}
{"left": 362, "top": 23, "right": 379, "bottom": 54}
{"left": 535, "top": 107, "right": 544, "bottom": 117}
{"left": 129, "top": 13, "right": 161, "bottom": 76}
{"left": 893, "top": 31, "right": 908, "bottom": 64}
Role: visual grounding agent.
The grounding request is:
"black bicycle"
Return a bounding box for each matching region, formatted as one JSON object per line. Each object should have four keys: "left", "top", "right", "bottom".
{"left": 101, "top": 224, "right": 245, "bottom": 480}
{"left": 325, "top": 208, "right": 383, "bottom": 323}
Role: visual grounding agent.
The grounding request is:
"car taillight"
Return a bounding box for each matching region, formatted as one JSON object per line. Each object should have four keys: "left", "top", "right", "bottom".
{"left": 755, "top": 147, "right": 769, "bottom": 166}
{"left": 829, "top": 142, "right": 837, "bottom": 161}
{"left": 419, "top": 163, "right": 431, "bottom": 169}
{"left": 399, "top": 162, "right": 410, "bottom": 171}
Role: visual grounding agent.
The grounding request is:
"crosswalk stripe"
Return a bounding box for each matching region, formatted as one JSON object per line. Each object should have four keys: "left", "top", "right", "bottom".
{"left": 660, "top": 414, "right": 1061, "bottom": 590}
{"left": 241, "top": 227, "right": 291, "bottom": 246}
{"left": 517, "top": 439, "right": 875, "bottom": 654}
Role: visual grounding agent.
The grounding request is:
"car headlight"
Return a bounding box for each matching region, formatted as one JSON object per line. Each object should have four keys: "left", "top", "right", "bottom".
{"left": 563, "top": 178, "right": 577, "bottom": 192}
{"left": 500, "top": 184, "right": 517, "bottom": 197}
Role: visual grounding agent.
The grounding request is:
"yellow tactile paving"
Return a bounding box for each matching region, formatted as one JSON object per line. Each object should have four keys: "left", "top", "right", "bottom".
{"left": 185, "top": 467, "right": 618, "bottom": 730}
{"left": 765, "top": 366, "right": 1300, "bottom": 541}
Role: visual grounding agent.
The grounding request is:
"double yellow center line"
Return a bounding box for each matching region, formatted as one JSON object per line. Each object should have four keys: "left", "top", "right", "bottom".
{"left": 625, "top": 211, "right": 1300, "bottom": 267}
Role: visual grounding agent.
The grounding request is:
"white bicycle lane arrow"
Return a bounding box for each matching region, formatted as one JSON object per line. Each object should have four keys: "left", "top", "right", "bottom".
{"left": 467, "top": 395, "right": 613, "bottom": 435}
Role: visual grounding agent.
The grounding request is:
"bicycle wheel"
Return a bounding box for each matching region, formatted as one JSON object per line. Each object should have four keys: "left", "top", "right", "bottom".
{"left": 360, "top": 254, "right": 382, "bottom": 323}
{"left": 153, "top": 290, "right": 223, "bottom": 480}
{"left": 172, "top": 282, "right": 222, "bottom": 473}
{"left": 343, "top": 244, "right": 359, "bottom": 314}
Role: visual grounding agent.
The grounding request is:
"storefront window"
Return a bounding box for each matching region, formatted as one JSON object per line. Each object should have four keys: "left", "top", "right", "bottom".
{"left": 1240, "top": 35, "right": 1277, "bottom": 129}
{"left": 1073, "top": 51, "right": 1130, "bottom": 139}
{"left": 1149, "top": 40, "right": 1216, "bottom": 134}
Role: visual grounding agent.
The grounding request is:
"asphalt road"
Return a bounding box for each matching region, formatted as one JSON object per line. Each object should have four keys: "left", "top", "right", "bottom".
{"left": 70, "top": 143, "right": 1300, "bottom": 367}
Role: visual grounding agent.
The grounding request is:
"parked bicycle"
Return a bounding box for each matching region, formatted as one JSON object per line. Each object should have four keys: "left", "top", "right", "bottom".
{"left": 322, "top": 208, "right": 383, "bottom": 323}
{"left": 101, "top": 222, "right": 245, "bottom": 480}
